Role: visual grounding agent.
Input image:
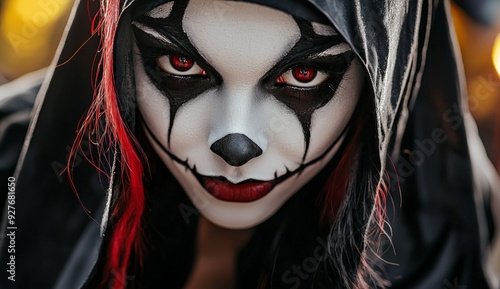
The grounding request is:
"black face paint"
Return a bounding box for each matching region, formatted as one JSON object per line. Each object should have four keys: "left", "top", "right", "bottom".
{"left": 133, "top": 0, "right": 221, "bottom": 145}
{"left": 142, "top": 113, "right": 353, "bottom": 184}
{"left": 135, "top": 2, "right": 354, "bottom": 161}
{"left": 261, "top": 18, "right": 355, "bottom": 162}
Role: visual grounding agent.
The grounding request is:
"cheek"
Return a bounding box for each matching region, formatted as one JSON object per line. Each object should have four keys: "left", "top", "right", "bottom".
{"left": 259, "top": 97, "right": 307, "bottom": 164}
{"left": 168, "top": 92, "right": 217, "bottom": 157}
{"left": 170, "top": 92, "right": 309, "bottom": 169}
{"left": 134, "top": 61, "right": 171, "bottom": 145}
{"left": 306, "top": 59, "right": 365, "bottom": 161}
{"left": 134, "top": 48, "right": 214, "bottom": 161}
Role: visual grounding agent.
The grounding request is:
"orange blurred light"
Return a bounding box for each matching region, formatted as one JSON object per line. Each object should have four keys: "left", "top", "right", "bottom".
{"left": 0, "top": 0, "right": 74, "bottom": 79}
{"left": 494, "top": 32, "right": 500, "bottom": 77}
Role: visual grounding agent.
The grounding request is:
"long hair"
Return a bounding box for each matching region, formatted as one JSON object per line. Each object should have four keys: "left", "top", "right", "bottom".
{"left": 70, "top": 1, "right": 145, "bottom": 288}
{"left": 70, "top": 1, "right": 389, "bottom": 288}
{"left": 319, "top": 84, "right": 389, "bottom": 289}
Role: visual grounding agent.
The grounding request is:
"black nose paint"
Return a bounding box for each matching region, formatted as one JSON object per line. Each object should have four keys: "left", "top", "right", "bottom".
{"left": 210, "top": 133, "right": 263, "bottom": 166}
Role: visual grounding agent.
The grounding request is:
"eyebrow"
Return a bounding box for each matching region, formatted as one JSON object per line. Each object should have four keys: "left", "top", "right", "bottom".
{"left": 133, "top": 14, "right": 350, "bottom": 82}
{"left": 275, "top": 31, "right": 348, "bottom": 63}
{"left": 288, "top": 18, "right": 347, "bottom": 59}
{"left": 266, "top": 40, "right": 351, "bottom": 77}
{"left": 132, "top": 18, "right": 222, "bottom": 82}
{"left": 132, "top": 21, "right": 173, "bottom": 44}
{"left": 314, "top": 43, "right": 351, "bottom": 58}
{"left": 258, "top": 18, "right": 351, "bottom": 82}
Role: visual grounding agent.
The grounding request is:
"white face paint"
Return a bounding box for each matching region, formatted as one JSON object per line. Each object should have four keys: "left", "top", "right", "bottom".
{"left": 132, "top": 0, "right": 365, "bottom": 229}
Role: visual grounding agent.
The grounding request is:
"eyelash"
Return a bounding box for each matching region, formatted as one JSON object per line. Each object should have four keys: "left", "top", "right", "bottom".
{"left": 275, "top": 66, "right": 330, "bottom": 88}
{"left": 151, "top": 54, "right": 337, "bottom": 90}
{"left": 134, "top": 23, "right": 352, "bottom": 91}
{"left": 139, "top": 43, "right": 351, "bottom": 92}
{"left": 157, "top": 54, "right": 207, "bottom": 77}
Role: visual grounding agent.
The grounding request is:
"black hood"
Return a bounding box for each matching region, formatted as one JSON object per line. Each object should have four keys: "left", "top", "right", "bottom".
{"left": 1, "top": 0, "right": 499, "bottom": 288}
{"left": 114, "top": 0, "right": 431, "bottom": 167}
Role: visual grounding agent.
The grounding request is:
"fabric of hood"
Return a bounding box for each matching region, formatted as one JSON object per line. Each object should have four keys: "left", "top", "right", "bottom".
{"left": 115, "top": 0, "right": 432, "bottom": 172}
{"left": 107, "top": 0, "right": 431, "bottom": 287}
{"left": 1, "top": 0, "right": 498, "bottom": 289}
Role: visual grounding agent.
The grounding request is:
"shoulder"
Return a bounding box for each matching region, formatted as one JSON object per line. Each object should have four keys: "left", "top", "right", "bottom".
{"left": 0, "top": 69, "right": 45, "bottom": 177}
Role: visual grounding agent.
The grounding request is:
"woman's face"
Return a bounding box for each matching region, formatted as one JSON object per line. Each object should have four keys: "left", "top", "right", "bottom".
{"left": 133, "top": 0, "right": 364, "bottom": 229}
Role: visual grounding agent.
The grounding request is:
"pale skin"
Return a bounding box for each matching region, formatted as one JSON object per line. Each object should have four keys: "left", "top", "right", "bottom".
{"left": 133, "top": 0, "right": 364, "bottom": 230}
{"left": 132, "top": 1, "right": 364, "bottom": 287}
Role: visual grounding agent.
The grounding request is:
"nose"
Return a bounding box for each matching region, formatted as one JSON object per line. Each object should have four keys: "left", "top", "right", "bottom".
{"left": 210, "top": 133, "right": 262, "bottom": 166}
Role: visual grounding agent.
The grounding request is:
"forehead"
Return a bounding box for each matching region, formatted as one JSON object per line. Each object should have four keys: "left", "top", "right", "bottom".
{"left": 137, "top": 0, "right": 343, "bottom": 80}
{"left": 182, "top": 0, "right": 300, "bottom": 77}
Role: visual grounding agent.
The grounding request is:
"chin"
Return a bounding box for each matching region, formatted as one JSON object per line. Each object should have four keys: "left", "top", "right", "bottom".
{"left": 167, "top": 159, "right": 287, "bottom": 229}
{"left": 165, "top": 149, "right": 339, "bottom": 229}
{"left": 145, "top": 121, "right": 346, "bottom": 229}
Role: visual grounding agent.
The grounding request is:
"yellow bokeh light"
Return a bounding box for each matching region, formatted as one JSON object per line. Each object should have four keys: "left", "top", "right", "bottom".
{"left": 0, "top": 0, "right": 74, "bottom": 79}
{"left": 494, "top": 32, "right": 500, "bottom": 77}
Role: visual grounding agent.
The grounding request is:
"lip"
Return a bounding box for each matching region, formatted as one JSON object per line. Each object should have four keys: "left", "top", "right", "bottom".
{"left": 198, "top": 176, "right": 275, "bottom": 202}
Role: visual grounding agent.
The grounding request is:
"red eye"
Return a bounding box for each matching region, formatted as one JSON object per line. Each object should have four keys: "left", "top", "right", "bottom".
{"left": 170, "top": 55, "right": 195, "bottom": 71}
{"left": 292, "top": 66, "right": 317, "bottom": 83}
{"left": 158, "top": 55, "right": 205, "bottom": 76}
{"left": 275, "top": 66, "right": 328, "bottom": 88}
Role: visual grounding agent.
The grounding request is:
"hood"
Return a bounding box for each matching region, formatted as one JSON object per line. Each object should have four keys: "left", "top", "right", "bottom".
{"left": 2, "top": 0, "right": 498, "bottom": 289}
{"left": 113, "top": 0, "right": 432, "bottom": 170}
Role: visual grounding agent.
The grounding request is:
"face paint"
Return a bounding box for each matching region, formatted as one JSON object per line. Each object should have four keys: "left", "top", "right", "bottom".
{"left": 133, "top": 0, "right": 364, "bottom": 229}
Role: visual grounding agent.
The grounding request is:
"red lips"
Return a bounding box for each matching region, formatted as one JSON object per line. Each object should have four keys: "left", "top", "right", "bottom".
{"left": 201, "top": 177, "right": 274, "bottom": 202}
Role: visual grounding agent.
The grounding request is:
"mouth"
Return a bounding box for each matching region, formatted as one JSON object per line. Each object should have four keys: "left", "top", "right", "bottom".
{"left": 196, "top": 174, "right": 275, "bottom": 202}
{"left": 141, "top": 117, "right": 351, "bottom": 203}
{"left": 142, "top": 123, "right": 285, "bottom": 202}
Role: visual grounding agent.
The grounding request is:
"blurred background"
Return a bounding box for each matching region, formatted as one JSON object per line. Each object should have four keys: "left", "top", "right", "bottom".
{"left": 452, "top": 0, "right": 500, "bottom": 174}
{"left": 0, "top": 0, "right": 73, "bottom": 83}
{"left": 0, "top": 0, "right": 499, "bottom": 173}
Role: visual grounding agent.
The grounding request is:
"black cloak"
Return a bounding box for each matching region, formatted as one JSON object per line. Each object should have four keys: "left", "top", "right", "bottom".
{"left": 0, "top": 0, "right": 498, "bottom": 288}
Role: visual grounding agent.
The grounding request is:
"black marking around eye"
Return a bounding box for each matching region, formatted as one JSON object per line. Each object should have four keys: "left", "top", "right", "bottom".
{"left": 134, "top": 0, "right": 220, "bottom": 145}
{"left": 263, "top": 18, "right": 354, "bottom": 163}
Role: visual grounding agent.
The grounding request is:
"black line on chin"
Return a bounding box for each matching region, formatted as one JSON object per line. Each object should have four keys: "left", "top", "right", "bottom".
{"left": 142, "top": 119, "right": 190, "bottom": 168}
{"left": 293, "top": 115, "right": 352, "bottom": 178}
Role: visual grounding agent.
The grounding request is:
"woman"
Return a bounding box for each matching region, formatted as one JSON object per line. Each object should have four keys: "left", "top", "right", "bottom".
{"left": 1, "top": 0, "right": 498, "bottom": 288}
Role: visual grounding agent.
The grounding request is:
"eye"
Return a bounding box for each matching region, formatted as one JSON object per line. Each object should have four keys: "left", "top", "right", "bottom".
{"left": 275, "top": 66, "right": 330, "bottom": 88}
{"left": 157, "top": 54, "right": 206, "bottom": 76}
